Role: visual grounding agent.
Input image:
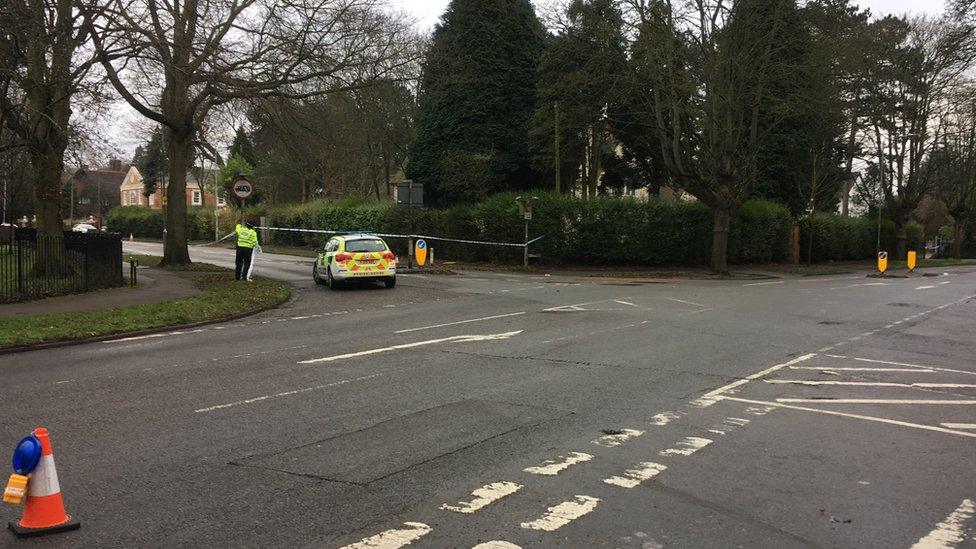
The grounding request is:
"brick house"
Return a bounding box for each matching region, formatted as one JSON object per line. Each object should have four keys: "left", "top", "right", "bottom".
{"left": 119, "top": 168, "right": 226, "bottom": 209}
{"left": 66, "top": 159, "right": 126, "bottom": 220}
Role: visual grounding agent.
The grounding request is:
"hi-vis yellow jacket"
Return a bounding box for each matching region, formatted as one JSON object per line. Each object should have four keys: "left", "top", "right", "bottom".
{"left": 236, "top": 224, "right": 258, "bottom": 249}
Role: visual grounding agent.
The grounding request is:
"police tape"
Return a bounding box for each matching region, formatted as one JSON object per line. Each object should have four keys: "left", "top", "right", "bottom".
{"left": 255, "top": 226, "right": 544, "bottom": 248}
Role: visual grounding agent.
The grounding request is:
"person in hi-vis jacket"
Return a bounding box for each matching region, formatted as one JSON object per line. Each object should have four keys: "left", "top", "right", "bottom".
{"left": 235, "top": 221, "right": 259, "bottom": 281}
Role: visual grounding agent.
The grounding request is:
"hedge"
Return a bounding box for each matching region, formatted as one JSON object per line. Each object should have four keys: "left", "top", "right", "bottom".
{"left": 267, "top": 193, "right": 794, "bottom": 266}
{"left": 798, "top": 213, "right": 925, "bottom": 262}
{"left": 106, "top": 206, "right": 239, "bottom": 241}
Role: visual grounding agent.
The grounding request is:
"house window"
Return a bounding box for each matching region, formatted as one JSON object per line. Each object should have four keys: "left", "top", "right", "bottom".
{"left": 216, "top": 194, "right": 226, "bottom": 207}
{"left": 192, "top": 190, "right": 202, "bottom": 205}
{"left": 128, "top": 190, "right": 138, "bottom": 205}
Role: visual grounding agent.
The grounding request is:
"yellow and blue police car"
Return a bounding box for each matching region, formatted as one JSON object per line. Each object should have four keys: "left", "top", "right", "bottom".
{"left": 313, "top": 234, "right": 397, "bottom": 290}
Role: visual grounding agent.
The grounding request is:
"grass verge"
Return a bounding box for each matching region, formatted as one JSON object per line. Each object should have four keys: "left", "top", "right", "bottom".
{"left": 0, "top": 255, "right": 290, "bottom": 348}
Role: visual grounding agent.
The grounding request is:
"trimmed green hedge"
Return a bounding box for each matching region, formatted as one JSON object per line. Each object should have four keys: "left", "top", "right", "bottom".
{"left": 106, "top": 206, "right": 239, "bottom": 241}
{"left": 267, "top": 193, "right": 793, "bottom": 266}
{"left": 799, "top": 213, "right": 925, "bottom": 262}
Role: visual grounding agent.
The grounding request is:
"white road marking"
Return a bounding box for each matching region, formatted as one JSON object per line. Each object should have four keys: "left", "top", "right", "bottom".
{"left": 649, "top": 411, "right": 683, "bottom": 426}
{"left": 766, "top": 380, "right": 976, "bottom": 388}
{"left": 941, "top": 423, "right": 976, "bottom": 429}
{"left": 544, "top": 297, "right": 631, "bottom": 312}
{"left": 195, "top": 371, "right": 393, "bottom": 413}
{"left": 524, "top": 452, "right": 593, "bottom": 476}
{"left": 690, "top": 353, "right": 816, "bottom": 407}
{"left": 724, "top": 397, "right": 976, "bottom": 439}
{"left": 394, "top": 312, "right": 526, "bottom": 334}
{"left": 665, "top": 297, "right": 708, "bottom": 308}
{"left": 614, "top": 299, "right": 638, "bottom": 307}
{"left": 776, "top": 398, "right": 976, "bottom": 405}
{"left": 105, "top": 328, "right": 206, "bottom": 343}
{"left": 910, "top": 499, "right": 975, "bottom": 549}
{"left": 851, "top": 357, "right": 976, "bottom": 377}
{"left": 592, "top": 429, "right": 644, "bottom": 447}
{"left": 441, "top": 482, "right": 522, "bottom": 514}
{"left": 604, "top": 462, "right": 667, "bottom": 488}
{"left": 708, "top": 429, "right": 726, "bottom": 435}
{"left": 790, "top": 366, "right": 935, "bottom": 373}
{"left": 299, "top": 331, "right": 523, "bottom": 364}
{"left": 472, "top": 542, "right": 521, "bottom": 549}
{"left": 341, "top": 522, "right": 432, "bottom": 549}
{"left": 743, "top": 281, "right": 784, "bottom": 286}
{"left": 724, "top": 417, "right": 751, "bottom": 427}
{"left": 916, "top": 285, "right": 937, "bottom": 290}
{"left": 745, "top": 406, "right": 775, "bottom": 415}
{"left": 938, "top": 281, "right": 951, "bottom": 285}
{"left": 520, "top": 495, "right": 600, "bottom": 531}
{"left": 659, "top": 436, "right": 712, "bottom": 456}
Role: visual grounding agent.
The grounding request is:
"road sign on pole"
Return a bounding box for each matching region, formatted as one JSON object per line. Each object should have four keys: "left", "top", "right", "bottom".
{"left": 877, "top": 251, "right": 888, "bottom": 274}
{"left": 907, "top": 250, "right": 917, "bottom": 272}
{"left": 415, "top": 239, "right": 428, "bottom": 267}
{"left": 232, "top": 177, "right": 254, "bottom": 222}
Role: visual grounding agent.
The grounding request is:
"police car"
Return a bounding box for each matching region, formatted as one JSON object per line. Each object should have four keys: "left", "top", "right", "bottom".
{"left": 313, "top": 234, "right": 397, "bottom": 289}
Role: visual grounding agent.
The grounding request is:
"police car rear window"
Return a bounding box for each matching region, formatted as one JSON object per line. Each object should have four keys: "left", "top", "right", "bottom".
{"left": 345, "top": 239, "right": 386, "bottom": 253}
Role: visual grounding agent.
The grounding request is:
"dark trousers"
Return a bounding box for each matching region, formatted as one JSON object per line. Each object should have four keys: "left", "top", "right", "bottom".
{"left": 235, "top": 246, "right": 253, "bottom": 280}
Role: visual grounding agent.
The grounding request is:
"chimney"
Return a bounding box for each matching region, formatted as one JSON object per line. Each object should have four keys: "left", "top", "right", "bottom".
{"left": 109, "top": 158, "right": 123, "bottom": 171}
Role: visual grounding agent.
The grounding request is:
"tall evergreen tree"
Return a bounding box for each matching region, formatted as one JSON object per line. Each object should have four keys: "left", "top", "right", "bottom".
{"left": 406, "top": 0, "right": 546, "bottom": 205}
{"left": 229, "top": 126, "right": 257, "bottom": 168}
{"left": 136, "top": 126, "right": 168, "bottom": 199}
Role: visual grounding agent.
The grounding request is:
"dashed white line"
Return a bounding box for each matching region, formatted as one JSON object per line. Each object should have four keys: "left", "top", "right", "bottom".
{"left": 743, "top": 281, "right": 784, "bottom": 286}
{"left": 520, "top": 496, "right": 600, "bottom": 531}
{"left": 665, "top": 297, "right": 709, "bottom": 308}
{"left": 394, "top": 312, "right": 526, "bottom": 334}
{"left": 604, "top": 462, "right": 667, "bottom": 488}
{"left": 340, "top": 522, "right": 432, "bottom": 549}
{"left": 659, "top": 436, "right": 712, "bottom": 456}
{"left": 194, "top": 371, "right": 393, "bottom": 413}
{"left": 523, "top": 452, "right": 593, "bottom": 476}
{"left": 441, "top": 482, "right": 522, "bottom": 514}
{"left": 916, "top": 285, "right": 937, "bottom": 290}
{"left": 911, "top": 499, "right": 974, "bottom": 549}
{"left": 592, "top": 429, "right": 644, "bottom": 447}
{"left": 649, "top": 411, "right": 683, "bottom": 426}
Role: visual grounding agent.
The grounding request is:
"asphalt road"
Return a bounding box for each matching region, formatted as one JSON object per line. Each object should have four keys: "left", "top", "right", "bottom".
{"left": 2, "top": 243, "right": 975, "bottom": 548}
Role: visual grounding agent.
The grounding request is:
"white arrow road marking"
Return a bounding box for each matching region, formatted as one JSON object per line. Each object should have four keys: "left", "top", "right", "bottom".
{"left": 911, "top": 499, "right": 974, "bottom": 549}
{"left": 341, "top": 522, "right": 432, "bottom": 549}
{"left": 604, "top": 462, "right": 667, "bottom": 488}
{"left": 298, "top": 331, "right": 523, "bottom": 364}
{"left": 524, "top": 452, "right": 593, "bottom": 476}
{"left": 521, "top": 496, "right": 600, "bottom": 531}
{"left": 659, "top": 437, "right": 712, "bottom": 456}
{"left": 440, "top": 482, "right": 522, "bottom": 514}
{"left": 395, "top": 312, "right": 526, "bottom": 334}
{"left": 592, "top": 429, "right": 644, "bottom": 447}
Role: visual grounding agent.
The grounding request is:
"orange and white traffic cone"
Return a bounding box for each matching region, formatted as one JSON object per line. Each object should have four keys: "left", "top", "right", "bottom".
{"left": 8, "top": 428, "right": 80, "bottom": 538}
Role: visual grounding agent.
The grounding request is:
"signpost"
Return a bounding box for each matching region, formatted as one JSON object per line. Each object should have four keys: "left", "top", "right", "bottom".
{"left": 415, "top": 239, "right": 428, "bottom": 267}
{"left": 877, "top": 251, "right": 888, "bottom": 275}
{"left": 907, "top": 250, "right": 917, "bottom": 272}
{"left": 397, "top": 180, "right": 423, "bottom": 268}
{"left": 232, "top": 176, "right": 254, "bottom": 223}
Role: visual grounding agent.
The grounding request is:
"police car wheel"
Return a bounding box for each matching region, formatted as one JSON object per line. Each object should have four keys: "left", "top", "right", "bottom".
{"left": 327, "top": 266, "right": 341, "bottom": 290}
{"left": 384, "top": 276, "right": 396, "bottom": 288}
{"left": 313, "top": 264, "right": 326, "bottom": 285}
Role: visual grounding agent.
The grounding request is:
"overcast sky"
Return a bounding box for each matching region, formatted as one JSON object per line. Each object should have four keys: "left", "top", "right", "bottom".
{"left": 402, "top": 0, "right": 946, "bottom": 29}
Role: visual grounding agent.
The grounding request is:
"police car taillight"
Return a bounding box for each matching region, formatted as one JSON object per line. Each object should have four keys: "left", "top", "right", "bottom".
{"left": 335, "top": 252, "right": 353, "bottom": 262}
{"left": 382, "top": 251, "right": 396, "bottom": 260}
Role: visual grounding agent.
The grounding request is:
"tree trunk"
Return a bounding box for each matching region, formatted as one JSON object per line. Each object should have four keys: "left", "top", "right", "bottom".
{"left": 710, "top": 206, "right": 732, "bottom": 275}
{"left": 895, "top": 224, "right": 907, "bottom": 261}
{"left": 162, "top": 131, "right": 192, "bottom": 266}
{"left": 952, "top": 221, "right": 965, "bottom": 259}
{"left": 29, "top": 147, "right": 69, "bottom": 275}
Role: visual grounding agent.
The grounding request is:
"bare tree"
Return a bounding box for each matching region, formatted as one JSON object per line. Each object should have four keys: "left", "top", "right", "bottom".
{"left": 87, "top": 0, "right": 419, "bottom": 265}
{"left": 0, "top": 0, "right": 119, "bottom": 272}
{"left": 931, "top": 84, "right": 976, "bottom": 259}
{"left": 626, "top": 0, "right": 802, "bottom": 274}
{"left": 861, "top": 15, "right": 976, "bottom": 258}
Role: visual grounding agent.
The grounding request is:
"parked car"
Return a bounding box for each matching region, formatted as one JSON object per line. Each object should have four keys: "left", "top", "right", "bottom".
{"left": 313, "top": 234, "right": 397, "bottom": 290}
{"left": 71, "top": 223, "right": 100, "bottom": 233}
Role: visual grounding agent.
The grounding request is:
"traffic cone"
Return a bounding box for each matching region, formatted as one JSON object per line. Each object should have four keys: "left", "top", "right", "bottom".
{"left": 8, "top": 428, "right": 80, "bottom": 538}
{"left": 129, "top": 233, "right": 134, "bottom": 242}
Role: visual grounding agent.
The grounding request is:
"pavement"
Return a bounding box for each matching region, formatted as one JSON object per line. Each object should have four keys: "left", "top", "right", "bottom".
{"left": 0, "top": 266, "right": 199, "bottom": 317}
{"left": 0, "top": 242, "right": 974, "bottom": 548}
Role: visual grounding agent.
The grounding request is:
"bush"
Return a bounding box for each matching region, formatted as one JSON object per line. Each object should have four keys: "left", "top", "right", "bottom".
{"left": 106, "top": 206, "right": 238, "bottom": 241}
{"left": 799, "top": 214, "right": 926, "bottom": 262}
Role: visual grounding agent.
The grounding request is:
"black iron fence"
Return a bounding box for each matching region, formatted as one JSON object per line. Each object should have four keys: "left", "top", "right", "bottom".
{"left": 0, "top": 229, "right": 123, "bottom": 303}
